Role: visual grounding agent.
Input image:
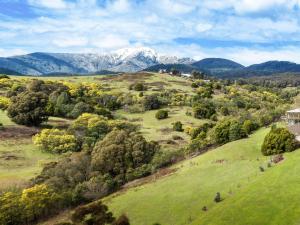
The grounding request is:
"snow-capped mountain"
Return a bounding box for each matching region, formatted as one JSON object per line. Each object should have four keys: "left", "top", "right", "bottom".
{"left": 0, "top": 47, "right": 194, "bottom": 75}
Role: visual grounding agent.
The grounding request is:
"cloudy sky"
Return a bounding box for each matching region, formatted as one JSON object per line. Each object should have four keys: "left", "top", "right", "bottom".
{"left": 1, "top": 0, "right": 300, "bottom": 65}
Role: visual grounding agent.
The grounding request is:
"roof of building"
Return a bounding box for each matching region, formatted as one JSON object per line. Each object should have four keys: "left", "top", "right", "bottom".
{"left": 287, "top": 108, "right": 300, "bottom": 113}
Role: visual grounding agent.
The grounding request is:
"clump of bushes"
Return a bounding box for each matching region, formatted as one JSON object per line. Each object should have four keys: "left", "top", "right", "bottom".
{"left": 143, "top": 94, "right": 161, "bottom": 110}
{"left": 33, "top": 129, "right": 78, "bottom": 154}
{"left": 173, "top": 121, "right": 183, "bottom": 131}
{"left": 193, "top": 101, "right": 216, "bottom": 119}
{"left": 213, "top": 119, "right": 247, "bottom": 144}
{"left": 129, "top": 82, "right": 146, "bottom": 91}
{"left": 71, "top": 201, "right": 129, "bottom": 225}
{"left": 155, "top": 110, "right": 168, "bottom": 120}
{"left": 261, "top": 127, "right": 298, "bottom": 156}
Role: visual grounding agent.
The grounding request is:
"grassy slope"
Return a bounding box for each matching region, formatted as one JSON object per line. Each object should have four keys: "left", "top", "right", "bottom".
{"left": 0, "top": 111, "right": 59, "bottom": 191}
{"left": 104, "top": 126, "right": 300, "bottom": 225}
{"left": 115, "top": 107, "right": 207, "bottom": 151}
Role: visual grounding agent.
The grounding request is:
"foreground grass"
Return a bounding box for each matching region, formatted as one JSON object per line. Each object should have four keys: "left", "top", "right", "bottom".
{"left": 0, "top": 138, "right": 58, "bottom": 191}
{"left": 0, "top": 111, "right": 60, "bottom": 191}
{"left": 104, "top": 126, "right": 300, "bottom": 225}
{"left": 0, "top": 110, "right": 15, "bottom": 126}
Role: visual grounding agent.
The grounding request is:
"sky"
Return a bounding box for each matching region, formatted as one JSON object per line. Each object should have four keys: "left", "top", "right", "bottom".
{"left": 1, "top": 0, "right": 300, "bottom": 65}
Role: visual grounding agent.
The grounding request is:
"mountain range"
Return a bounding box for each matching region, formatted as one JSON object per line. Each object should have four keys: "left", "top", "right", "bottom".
{"left": 0, "top": 47, "right": 194, "bottom": 76}
{"left": 1, "top": 47, "right": 300, "bottom": 78}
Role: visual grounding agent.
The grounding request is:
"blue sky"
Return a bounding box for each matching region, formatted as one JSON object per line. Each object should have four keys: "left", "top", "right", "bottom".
{"left": 1, "top": 0, "right": 300, "bottom": 65}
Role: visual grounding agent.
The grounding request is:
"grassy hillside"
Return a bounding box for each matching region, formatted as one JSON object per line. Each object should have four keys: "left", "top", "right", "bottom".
{"left": 0, "top": 111, "right": 62, "bottom": 191}
{"left": 103, "top": 125, "right": 300, "bottom": 225}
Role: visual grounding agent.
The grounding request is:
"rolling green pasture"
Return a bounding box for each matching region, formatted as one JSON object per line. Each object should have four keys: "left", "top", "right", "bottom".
{"left": 104, "top": 126, "right": 300, "bottom": 225}
{"left": 0, "top": 110, "right": 61, "bottom": 191}
{"left": 115, "top": 106, "right": 207, "bottom": 151}
{"left": 11, "top": 72, "right": 194, "bottom": 93}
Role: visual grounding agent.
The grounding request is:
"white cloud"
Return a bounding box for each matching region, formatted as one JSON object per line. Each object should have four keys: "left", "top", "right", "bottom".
{"left": 225, "top": 47, "right": 300, "bottom": 65}
{"left": 1, "top": 0, "right": 300, "bottom": 63}
{"left": 91, "top": 35, "right": 130, "bottom": 49}
{"left": 196, "top": 23, "right": 213, "bottom": 32}
{"left": 28, "top": 0, "right": 67, "bottom": 9}
{"left": 108, "top": 0, "right": 131, "bottom": 13}
{"left": 53, "top": 37, "right": 88, "bottom": 47}
{"left": 158, "top": 0, "right": 195, "bottom": 14}
{"left": 0, "top": 48, "right": 28, "bottom": 57}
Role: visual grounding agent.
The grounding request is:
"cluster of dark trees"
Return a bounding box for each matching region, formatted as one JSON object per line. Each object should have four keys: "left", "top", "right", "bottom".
{"left": 237, "top": 74, "right": 300, "bottom": 88}
{"left": 4, "top": 79, "right": 116, "bottom": 125}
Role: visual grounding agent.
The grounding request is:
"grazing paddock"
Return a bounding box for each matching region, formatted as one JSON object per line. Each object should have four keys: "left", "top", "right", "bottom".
{"left": 115, "top": 106, "right": 207, "bottom": 151}
{"left": 0, "top": 111, "right": 61, "bottom": 191}
{"left": 104, "top": 126, "right": 300, "bottom": 225}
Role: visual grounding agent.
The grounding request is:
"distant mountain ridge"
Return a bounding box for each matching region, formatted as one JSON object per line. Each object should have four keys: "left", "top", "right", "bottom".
{"left": 1, "top": 47, "right": 300, "bottom": 77}
{"left": 145, "top": 59, "right": 300, "bottom": 78}
{"left": 0, "top": 47, "right": 194, "bottom": 75}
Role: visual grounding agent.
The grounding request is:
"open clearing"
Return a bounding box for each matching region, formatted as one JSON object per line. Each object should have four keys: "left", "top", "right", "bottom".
{"left": 0, "top": 110, "right": 62, "bottom": 191}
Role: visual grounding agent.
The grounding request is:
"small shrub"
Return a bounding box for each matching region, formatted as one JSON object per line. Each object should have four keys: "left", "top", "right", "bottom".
{"left": 129, "top": 82, "right": 146, "bottom": 91}
{"left": 143, "top": 94, "right": 161, "bottom": 110}
{"left": 173, "top": 121, "right": 183, "bottom": 131}
{"left": 259, "top": 166, "right": 265, "bottom": 172}
{"left": 214, "top": 192, "right": 221, "bottom": 203}
{"left": 113, "top": 214, "right": 130, "bottom": 225}
{"left": 155, "top": 110, "right": 168, "bottom": 120}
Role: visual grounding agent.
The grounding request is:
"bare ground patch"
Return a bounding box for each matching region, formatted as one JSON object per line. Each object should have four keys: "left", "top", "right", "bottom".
{"left": 0, "top": 126, "right": 40, "bottom": 139}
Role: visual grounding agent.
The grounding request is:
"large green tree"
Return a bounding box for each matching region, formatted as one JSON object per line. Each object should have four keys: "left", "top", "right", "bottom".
{"left": 91, "top": 129, "right": 158, "bottom": 184}
{"left": 7, "top": 91, "right": 49, "bottom": 126}
{"left": 261, "top": 127, "right": 298, "bottom": 156}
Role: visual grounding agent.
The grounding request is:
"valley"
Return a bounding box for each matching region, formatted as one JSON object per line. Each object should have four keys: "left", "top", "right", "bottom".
{"left": 0, "top": 71, "right": 299, "bottom": 225}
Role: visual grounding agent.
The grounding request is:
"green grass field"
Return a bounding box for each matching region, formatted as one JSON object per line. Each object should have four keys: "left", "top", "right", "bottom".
{"left": 115, "top": 106, "right": 207, "bottom": 151}
{"left": 103, "top": 125, "right": 300, "bottom": 225}
{"left": 0, "top": 110, "right": 60, "bottom": 191}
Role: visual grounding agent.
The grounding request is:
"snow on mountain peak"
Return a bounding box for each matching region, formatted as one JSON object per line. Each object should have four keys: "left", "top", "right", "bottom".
{"left": 113, "top": 47, "right": 158, "bottom": 60}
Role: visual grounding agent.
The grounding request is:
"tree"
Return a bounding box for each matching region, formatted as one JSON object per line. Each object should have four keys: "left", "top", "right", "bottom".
{"left": 193, "top": 101, "right": 216, "bottom": 119}
{"left": 261, "top": 127, "right": 298, "bottom": 156}
{"left": 69, "top": 102, "right": 93, "bottom": 119}
{"left": 213, "top": 119, "right": 247, "bottom": 144}
{"left": 173, "top": 121, "right": 183, "bottom": 132}
{"left": 192, "top": 70, "right": 204, "bottom": 79}
{"left": 0, "top": 96, "right": 11, "bottom": 110}
{"left": 170, "top": 68, "right": 180, "bottom": 76}
{"left": 196, "top": 86, "right": 213, "bottom": 98}
{"left": 91, "top": 129, "right": 158, "bottom": 184}
{"left": 143, "top": 94, "right": 161, "bottom": 110}
{"left": 68, "top": 113, "right": 111, "bottom": 148}
{"left": 71, "top": 201, "right": 115, "bottom": 225}
{"left": 114, "top": 214, "right": 130, "bottom": 225}
{"left": 242, "top": 120, "right": 258, "bottom": 135}
{"left": 7, "top": 91, "right": 49, "bottom": 126}
{"left": 33, "top": 129, "right": 78, "bottom": 154}
{"left": 0, "top": 192, "right": 24, "bottom": 225}
{"left": 20, "top": 184, "right": 60, "bottom": 222}
{"left": 129, "top": 82, "right": 146, "bottom": 91}
{"left": 71, "top": 201, "right": 130, "bottom": 225}
{"left": 228, "top": 120, "right": 247, "bottom": 141}
{"left": 155, "top": 110, "right": 168, "bottom": 120}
